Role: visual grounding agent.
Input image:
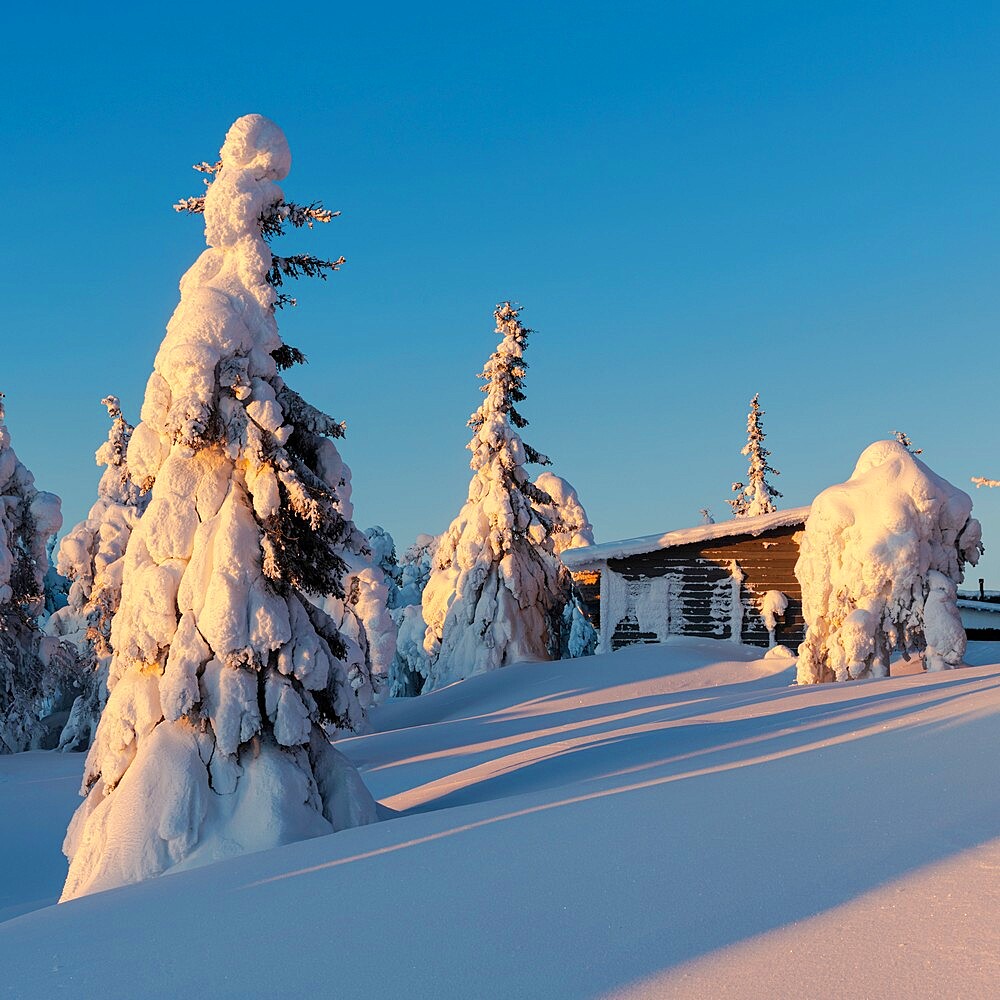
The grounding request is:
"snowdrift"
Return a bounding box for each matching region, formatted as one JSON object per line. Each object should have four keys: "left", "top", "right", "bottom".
{"left": 1, "top": 638, "right": 998, "bottom": 999}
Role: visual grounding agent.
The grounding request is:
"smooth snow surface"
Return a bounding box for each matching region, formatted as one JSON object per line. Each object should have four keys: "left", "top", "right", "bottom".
{"left": 2, "top": 638, "right": 999, "bottom": 998}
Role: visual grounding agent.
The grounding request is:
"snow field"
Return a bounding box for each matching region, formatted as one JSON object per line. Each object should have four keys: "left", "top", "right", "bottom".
{"left": 1, "top": 637, "right": 998, "bottom": 999}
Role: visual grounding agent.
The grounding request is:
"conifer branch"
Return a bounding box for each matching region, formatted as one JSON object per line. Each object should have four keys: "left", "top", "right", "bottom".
{"left": 268, "top": 254, "right": 346, "bottom": 287}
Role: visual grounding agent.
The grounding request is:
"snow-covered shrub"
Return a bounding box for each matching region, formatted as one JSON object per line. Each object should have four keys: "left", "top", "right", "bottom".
{"left": 728, "top": 393, "right": 781, "bottom": 518}
{"left": 759, "top": 590, "right": 788, "bottom": 648}
{"left": 0, "top": 394, "right": 65, "bottom": 753}
{"left": 46, "top": 396, "right": 149, "bottom": 751}
{"left": 61, "top": 115, "right": 377, "bottom": 902}
{"left": 796, "top": 440, "right": 982, "bottom": 684}
{"left": 420, "top": 304, "right": 572, "bottom": 690}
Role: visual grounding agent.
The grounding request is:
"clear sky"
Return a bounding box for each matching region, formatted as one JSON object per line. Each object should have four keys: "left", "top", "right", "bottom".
{"left": 4, "top": 2, "right": 999, "bottom": 583}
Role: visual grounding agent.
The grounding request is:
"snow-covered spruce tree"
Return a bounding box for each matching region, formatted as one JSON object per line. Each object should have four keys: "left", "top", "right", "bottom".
{"left": 46, "top": 396, "right": 150, "bottom": 751}
{"left": 531, "top": 471, "right": 598, "bottom": 658}
{"left": 0, "top": 394, "right": 65, "bottom": 753}
{"left": 420, "top": 304, "right": 570, "bottom": 690}
{"left": 388, "top": 533, "right": 439, "bottom": 697}
{"left": 314, "top": 493, "right": 397, "bottom": 714}
{"left": 796, "top": 440, "right": 982, "bottom": 684}
{"left": 366, "top": 526, "right": 401, "bottom": 607}
{"left": 60, "top": 115, "right": 377, "bottom": 902}
{"left": 727, "top": 393, "right": 782, "bottom": 518}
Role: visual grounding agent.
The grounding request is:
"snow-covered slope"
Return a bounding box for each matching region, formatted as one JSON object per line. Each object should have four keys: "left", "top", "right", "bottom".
{"left": 1, "top": 639, "right": 998, "bottom": 998}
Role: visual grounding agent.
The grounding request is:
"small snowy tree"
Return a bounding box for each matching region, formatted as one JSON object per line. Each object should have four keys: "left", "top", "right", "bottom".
{"left": 0, "top": 394, "right": 65, "bottom": 753}
{"left": 396, "top": 534, "right": 438, "bottom": 609}
{"left": 46, "top": 396, "right": 150, "bottom": 751}
{"left": 796, "top": 440, "right": 982, "bottom": 683}
{"left": 700, "top": 508, "right": 715, "bottom": 525}
{"left": 421, "top": 303, "right": 570, "bottom": 690}
{"left": 388, "top": 534, "right": 439, "bottom": 697}
{"left": 728, "top": 393, "right": 782, "bottom": 518}
{"left": 61, "top": 115, "right": 377, "bottom": 902}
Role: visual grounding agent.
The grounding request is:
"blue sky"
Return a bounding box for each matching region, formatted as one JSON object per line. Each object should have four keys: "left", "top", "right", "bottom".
{"left": 4, "top": 2, "right": 1000, "bottom": 582}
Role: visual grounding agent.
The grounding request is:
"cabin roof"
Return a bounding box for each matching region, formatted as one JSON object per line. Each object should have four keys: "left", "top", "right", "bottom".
{"left": 560, "top": 506, "right": 812, "bottom": 568}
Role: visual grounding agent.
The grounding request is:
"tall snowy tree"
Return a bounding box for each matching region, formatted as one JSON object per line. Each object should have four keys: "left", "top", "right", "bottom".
{"left": 421, "top": 304, "right": 569, "bottom": 690}
{"left": 61, "top": 115, "right": 377, "bottom": 901}
{"left": 46, "top": 396, "right": 150, "bottom": 751}
{"left": 728, "top": 393, "right": 782, "bottom": 518}
{"left": 0, "top": 394, "right": 65, "bottom": 753}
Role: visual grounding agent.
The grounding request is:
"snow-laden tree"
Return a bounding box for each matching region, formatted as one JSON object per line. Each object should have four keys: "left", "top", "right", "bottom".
{"left": 0, "top": 394, "right": 65, "bottom": 753}
{"left": 388, "top": 534, "right": 439, "bottom": 697}
{"left": 796, "top": 440, "right": 982, "bottom": 684}
{"left": 313, "top": 484, "right": 397, "bottom": 713}
{"left": 396, "top": 533, "right": 438, "bottom": 609}
{"left": 61, "top": 115, "right": 377, "bottom": 902}
{"left": 46, "top": 396, "right": 150, "bottom": 751}
{"left": 532, "top": 471, "right": 598, "bottom": 658}
{"left": 421, "top": 303, "right": 569, "bottom": 690}
{"left": 728, "top": 393, "right": 782, "bottom": 518}
{"left": 366, "top": 526, "right": 401, "bottom": 607}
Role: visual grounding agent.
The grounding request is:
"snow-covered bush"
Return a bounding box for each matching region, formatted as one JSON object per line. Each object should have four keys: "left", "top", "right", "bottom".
{"left": 0, "top": 394, "right": 65, "bottom": 753}
{"left": 759, "top": 590, "right": 788, "bottom": 648}
{"left": 61, "top": 115, "right": 377, "bottom": 902}
{"left": 728, "top": 393, "right": 781, "bottom": 518}
{"left": 796, "top": 440, "right": 982, "bottom": 684}
{"left": 420, "top": 304, "right": 572, "bottom": 690}
{"left": 46, "top": 397, "right": 150, "bottom": 751}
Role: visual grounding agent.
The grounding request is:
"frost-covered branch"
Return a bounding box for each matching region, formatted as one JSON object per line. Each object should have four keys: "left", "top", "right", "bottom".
{"left": 174, "top": 196, "right": 205, "bottom": 214}
{"left": 971, "top": 476, "right": 1000, "bottom": 488}
{"left": 260, "top": 201, "right": 340, "bottom": 239}
{"left": 173, "top": 195, "right": 340, "bottom": 239}
{"left": 268, "top": 253, "right": 346, "bottom": 287}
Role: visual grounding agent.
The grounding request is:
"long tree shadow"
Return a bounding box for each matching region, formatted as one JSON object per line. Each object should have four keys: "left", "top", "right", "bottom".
{"left": 388, "top": 679, "right": 999, "bottom": 815}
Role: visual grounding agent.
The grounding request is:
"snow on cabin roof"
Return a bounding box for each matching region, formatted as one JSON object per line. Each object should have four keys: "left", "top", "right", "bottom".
{"left": 560, "top": 506, "right": 812, "bottom": 568}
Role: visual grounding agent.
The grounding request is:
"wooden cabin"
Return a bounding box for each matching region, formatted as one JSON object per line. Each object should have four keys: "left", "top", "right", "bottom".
{"left": 562, "top": 507, "right": 811, "bottom": 653}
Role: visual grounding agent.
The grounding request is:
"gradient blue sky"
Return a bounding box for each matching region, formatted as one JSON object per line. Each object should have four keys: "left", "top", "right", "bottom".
{"left": 5, "top": 2, "right": 1000, "bottom": 582}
